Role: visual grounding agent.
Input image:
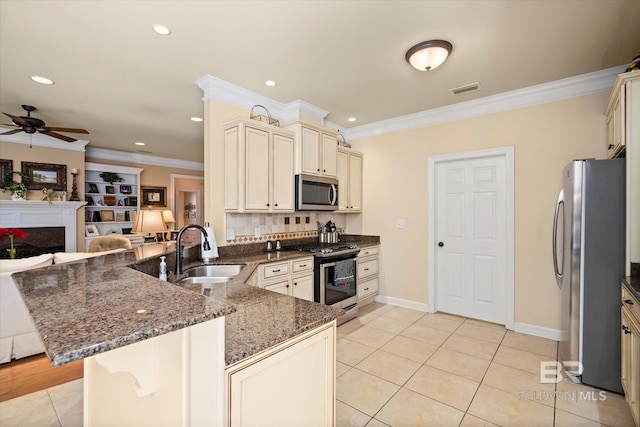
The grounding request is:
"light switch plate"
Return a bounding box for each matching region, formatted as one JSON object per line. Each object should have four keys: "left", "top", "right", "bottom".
{"left": 396, "top": 219, "right": 406, "bottom": 229}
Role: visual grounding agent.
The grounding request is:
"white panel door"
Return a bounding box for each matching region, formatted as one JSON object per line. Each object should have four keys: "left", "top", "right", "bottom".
{"left": 435, "top": 155, "right": 507, "bottom": 324}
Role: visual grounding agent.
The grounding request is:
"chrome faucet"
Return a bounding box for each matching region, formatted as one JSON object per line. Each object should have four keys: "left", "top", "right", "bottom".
{"left": 175, "top": 224, "right": 211, "bottom": 275}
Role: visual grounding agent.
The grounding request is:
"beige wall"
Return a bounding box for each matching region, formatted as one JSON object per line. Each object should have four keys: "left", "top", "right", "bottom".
{"left": 1, "top": 141, "right": 86, "bottom": 250}
{"left": 347, "top": 92, "right": 609, "bottom": 331}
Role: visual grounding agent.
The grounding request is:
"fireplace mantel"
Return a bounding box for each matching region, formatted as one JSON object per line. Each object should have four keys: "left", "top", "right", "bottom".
{"left": 0, "top": 200, "right": 86, "bottom": 252}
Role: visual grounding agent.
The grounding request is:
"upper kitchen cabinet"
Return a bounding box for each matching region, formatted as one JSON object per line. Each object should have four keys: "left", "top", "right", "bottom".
{"left": 224, "top": 118, "right": 295, "bottom": 213}
{"left": 336, "top": 147, "right": 363, "bottom": 213}
{"left": 605, "top": 71, "right": 639, "bottom": 159}
{"left": 285, "top": 122, "right": 338, "bottom": 178}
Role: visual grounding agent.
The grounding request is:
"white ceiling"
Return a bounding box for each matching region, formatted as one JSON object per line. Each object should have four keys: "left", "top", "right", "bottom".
{"left": 1, "top": 1, "right": 639, "bottom": 163}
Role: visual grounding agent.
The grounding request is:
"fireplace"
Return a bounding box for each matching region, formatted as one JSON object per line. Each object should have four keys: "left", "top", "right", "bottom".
{"left": 0, "top": 200, "right": 85, "bottom": 257}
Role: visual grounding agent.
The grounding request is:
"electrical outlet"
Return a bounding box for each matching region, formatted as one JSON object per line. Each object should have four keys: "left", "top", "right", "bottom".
{"left": 226, "top": 228, "right": 235, "bottom": 240}
{"left": 396, "top": 219, "right": 406, "bottom": 229}
{"left": 254, "top": 227, "right": 261, "bottom": 237}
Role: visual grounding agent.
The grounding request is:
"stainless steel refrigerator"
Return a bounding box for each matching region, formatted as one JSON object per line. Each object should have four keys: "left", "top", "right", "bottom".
{"left": 553, "top": 158, "right": 625, "bottom": 393}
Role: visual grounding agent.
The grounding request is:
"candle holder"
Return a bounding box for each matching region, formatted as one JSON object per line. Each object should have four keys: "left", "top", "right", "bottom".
{"left": 69, "top": 172, "right": 80, "bottom": 201}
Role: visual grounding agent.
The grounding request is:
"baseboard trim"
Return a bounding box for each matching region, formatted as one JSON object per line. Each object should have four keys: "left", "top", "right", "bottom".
{"left": 373, "top": 295, "right": 429, "bottom": 312}
{"left": 514, "top": 322, "right": 563, "bottom": 341}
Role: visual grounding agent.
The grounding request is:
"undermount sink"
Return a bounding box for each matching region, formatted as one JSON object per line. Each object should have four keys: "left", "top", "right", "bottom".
{"left": 177, "top": 264, "right": 244, "bottom": 285}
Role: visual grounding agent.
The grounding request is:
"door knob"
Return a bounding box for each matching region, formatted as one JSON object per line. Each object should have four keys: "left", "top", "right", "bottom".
{"left": 438, "top": 242, "right": 444, "bottom": 247}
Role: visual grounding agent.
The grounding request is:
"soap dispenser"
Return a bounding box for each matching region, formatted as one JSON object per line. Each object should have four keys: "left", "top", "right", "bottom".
{"left": 159, "top": 256, "right": 168, "bottom": 281}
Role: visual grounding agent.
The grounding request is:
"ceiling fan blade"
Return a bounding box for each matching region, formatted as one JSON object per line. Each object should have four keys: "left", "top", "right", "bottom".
{"left": 0, "top": 128, "right": 24, "bottom": 136}
{"left": 3, "top": 112, "right": 29, "bottom": 127}
{"left": 38, "top": 129, "right": 77, "bottom": 142}
{"left": 47, "top": 126, "right": 89, "bottom": 134}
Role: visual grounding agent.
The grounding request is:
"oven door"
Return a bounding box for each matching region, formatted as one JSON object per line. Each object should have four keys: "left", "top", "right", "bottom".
{"left": 319, "top": 258, "right": 357, "bottom": 309}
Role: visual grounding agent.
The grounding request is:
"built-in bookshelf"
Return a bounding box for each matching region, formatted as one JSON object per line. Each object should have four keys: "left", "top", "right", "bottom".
{"left": 84, "top": 162, "right": 143, "bottom": 240}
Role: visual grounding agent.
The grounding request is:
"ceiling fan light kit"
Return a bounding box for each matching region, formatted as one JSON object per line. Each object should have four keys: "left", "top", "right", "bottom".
{"left": 405, "top": 39, "right": 453, "bottom": 71}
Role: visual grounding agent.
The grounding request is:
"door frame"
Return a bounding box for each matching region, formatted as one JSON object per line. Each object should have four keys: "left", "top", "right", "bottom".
{"left": 427, "top": 146, "right": 515, "bottom": 330}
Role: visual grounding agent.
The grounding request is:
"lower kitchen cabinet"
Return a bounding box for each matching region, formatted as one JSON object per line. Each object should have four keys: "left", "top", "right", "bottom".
{"left": 357, "top": 245, "right": 380, "bottom": 303}
{"left": 259, "top": 256, "right": 314, "bottom": 302}
{"left": 225, "top": 322, "right": 336, "bottom": 427}
{"left": 621, "top": 284, "right": 640, "bottom": 426}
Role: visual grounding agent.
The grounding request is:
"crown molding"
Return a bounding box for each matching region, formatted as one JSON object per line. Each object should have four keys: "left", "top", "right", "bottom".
{"left": 341, "top": 65, "right": 627, "bottom": 141}
{"left": 0, "top": 130, "right": 89, "bottom": 151}
{"left": 86, "top": 147, "right": 204, "bottom": 171}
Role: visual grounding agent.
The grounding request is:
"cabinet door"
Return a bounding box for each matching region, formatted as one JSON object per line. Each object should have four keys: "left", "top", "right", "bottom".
{"left": 348, "top": 152, "right": 363, "bottom": 211}
{"left": 336, "top": 150, "right": 349, "bottom": 212}
{"left": 244, "top": 126, "right": 270, "bottom": 211}
{"left": 321, "top": 133, "right": 337, "bottom": 177}
{"left": 224, "top": 127, "right": 240, "bottom": 210}
{"left": 292, "top": 274, "right": 314, "bottom": 302}
{"left": 272, "top": 133, "right": 295, "bottom": 211}
{"left": 263, "top": 279, "right": 290, "bottom": 296}
{"left": 301, "top": 127, "right": 320, "bottom": 175}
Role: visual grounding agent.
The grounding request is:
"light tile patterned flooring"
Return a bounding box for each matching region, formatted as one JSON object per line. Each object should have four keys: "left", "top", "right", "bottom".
{"left": 0, "top": 302, "right": 635, "bottom": 426}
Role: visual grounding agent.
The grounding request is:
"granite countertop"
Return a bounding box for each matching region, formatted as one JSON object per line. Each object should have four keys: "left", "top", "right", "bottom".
{"left": 622, "top": 276, "right": 640, "bottom": 303}
{"left": 12, "top": 236, "right": 379, "bottom": 367}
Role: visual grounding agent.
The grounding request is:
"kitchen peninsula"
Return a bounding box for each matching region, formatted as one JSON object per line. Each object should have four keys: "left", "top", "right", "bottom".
{"left": 11, "top": 244, "right": 342, "bottom": 426}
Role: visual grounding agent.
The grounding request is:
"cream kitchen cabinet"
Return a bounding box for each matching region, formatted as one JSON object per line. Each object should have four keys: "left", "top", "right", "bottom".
{"left": 286, "top": 121, "right": 338, "bottom": 178}
{"left": 337, "top": 147, "right": 363, "bottom": 212}
{"left": 225, "top": 322, "right": 335, "bottom": 427}
{"left": 605, "top": 71, "right": 639, "bottom": 159}
{"left": 224, "top": 119, "right": 295, "bottom": 213}
{"left": 621, "top": 284, "right": 640, "bottom": 427}
{"left": 259, "top": 257, "right": 315, "bottom": 302}
{"left": 357, "top": 245, "right": 380, "bottom": 303}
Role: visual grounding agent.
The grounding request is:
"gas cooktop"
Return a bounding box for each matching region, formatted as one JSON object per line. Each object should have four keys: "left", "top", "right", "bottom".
{"left": 285, "top": 242, "right": 360, "bottom": 257}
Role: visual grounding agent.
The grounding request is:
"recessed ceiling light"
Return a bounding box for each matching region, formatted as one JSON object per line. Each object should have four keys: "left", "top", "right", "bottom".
{"left": 135, "top": 142, "right": 145, "bottom": 146}
{"left": 348, "top": 117, "right": 356, "bottom": 122}
{"left": 190, "top": 117, "right": 203, "bottom": 122}
{"left": 153, "top": 25, "right": 171, "bottom": 35}
{"left": 265, "top": 80, "right": 276, "bottom": 87}
{"left": 31, "top": 76, "right": 54, "bottom": 85}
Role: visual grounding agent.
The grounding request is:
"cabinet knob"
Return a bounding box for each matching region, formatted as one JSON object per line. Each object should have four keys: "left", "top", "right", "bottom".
{"left": 323, "top": 169, "right": 326, "bottom": 172}
{"left": 438, "top": 242, "right": 444, "bottom": 247}
{"left": 274, "top": 203, "right": 278, "bottom": 207}
{"left": 317, "top": 169, "right": 320, "bottom": 172}
{"left": 267, "top": 203, "right": 270, "bottom": 207}
{"left": 286, "top": 284, "right": 290, "bottom": 288}
{"left": 294, "top": 282, "right": 297, "bottom": 286}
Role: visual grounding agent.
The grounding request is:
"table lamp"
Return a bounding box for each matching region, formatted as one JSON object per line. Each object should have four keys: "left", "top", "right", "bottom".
{"left": 132, "top": 208, "right": 167, "bottom": 243}
{"left": 161, "top": 210, "right": 176, "bottom": 241}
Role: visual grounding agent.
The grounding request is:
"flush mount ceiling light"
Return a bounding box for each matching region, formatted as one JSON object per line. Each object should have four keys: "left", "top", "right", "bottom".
{"left": 190, "top": 117, "right": 203, "bottom": 122}
{"left": 265, "top": 80, "right": 276, "bottom": 87}
{"left": 31, "top": 76, "right": 54, "bottom": 85}
{"left": 405, "top": 40, "right": 453, "bottom": 71}
{"left": 153, "top": 24, "right": 171, "bottom": 35}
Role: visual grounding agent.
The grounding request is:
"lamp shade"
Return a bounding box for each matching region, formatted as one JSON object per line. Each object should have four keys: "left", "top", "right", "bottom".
{"left": 132, "top": 209, "right": 167, "bottom": 236}
{"left": 161, "top": 210, "right": 176, "bottom": 228}
{"left": 405, "top": 40, "right": 453, "bottom": 71}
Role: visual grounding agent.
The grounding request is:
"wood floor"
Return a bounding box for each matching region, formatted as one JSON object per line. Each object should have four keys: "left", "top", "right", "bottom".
{"left": 0, "top": 354, "right": 83, "bottom": 402}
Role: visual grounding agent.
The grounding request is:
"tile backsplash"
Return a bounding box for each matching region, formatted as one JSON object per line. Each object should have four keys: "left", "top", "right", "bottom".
{"left": 226, "top": 212, "right": 346, "bottom": 245}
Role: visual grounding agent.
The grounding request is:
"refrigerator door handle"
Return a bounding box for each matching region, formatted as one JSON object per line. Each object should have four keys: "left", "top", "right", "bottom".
{"left": 553, "top": 188, "right": 565, "bottom": 288}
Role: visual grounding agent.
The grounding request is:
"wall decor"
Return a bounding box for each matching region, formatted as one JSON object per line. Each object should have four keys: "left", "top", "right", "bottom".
{"left": 141, "top": 186, "right": 166, "bottom": 207}
{"left": 115, "top": 212, "right": 126, "bottom": 222}
{"left": 101, "top": 210, "right": 115, "bottom": 222}
{"left": 88, "top": 183, "right": 99, "bottom": 193}
{"left": 0, "top": 159, "right": 12, "bottom": 185}
{"left": 21, "top": 162, "right": 67, "bottom": 191}
{"left": 105, "top": 185, "right": 115, "bottom": 194}
{"left": 119, "top": 185, "right": 132, "bottom": 194}
{"left": 86, "top": 225, "right": 99, "bottom": 237}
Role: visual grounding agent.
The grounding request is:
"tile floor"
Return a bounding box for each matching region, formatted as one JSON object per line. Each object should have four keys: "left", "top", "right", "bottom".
{"left": 0, "top": 302, "right": 635, "bottom": 426}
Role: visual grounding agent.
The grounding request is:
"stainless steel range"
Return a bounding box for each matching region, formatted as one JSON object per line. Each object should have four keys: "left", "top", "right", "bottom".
{"left": 286, "top": 242, "right": 360, "bottom": 324}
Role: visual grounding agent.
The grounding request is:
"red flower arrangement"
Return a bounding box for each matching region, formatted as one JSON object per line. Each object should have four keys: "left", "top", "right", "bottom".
{"left": 0, "top": 228, "right": 26, "bottom": 259}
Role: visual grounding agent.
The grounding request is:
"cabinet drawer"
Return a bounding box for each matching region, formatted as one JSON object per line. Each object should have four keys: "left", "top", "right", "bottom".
{"left": 357, "top": 259, "right": 378, "bottom": 279}
{"left": 262, "top": 261, "right": 289, "bottom": 280}
{"left": 622, "top": 286, "right": 640, "bottom": 322}
{"left": 358, "top": 246, "right": 379, "bottom": 258}
{"left": 358, "top": 277, "right": 379, "bottom": 300}
{"left": 292, "top": 257, "right": 314, "bottom": 274}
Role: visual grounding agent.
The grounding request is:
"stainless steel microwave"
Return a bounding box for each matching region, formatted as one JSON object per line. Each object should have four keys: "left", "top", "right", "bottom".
{"left": 295, "top": 174, "right": 338, "bottom": 211}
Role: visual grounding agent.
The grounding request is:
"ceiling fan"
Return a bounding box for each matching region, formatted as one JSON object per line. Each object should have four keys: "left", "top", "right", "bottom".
{"left": 1, "top": 104, "right": 89, "bottom": 142}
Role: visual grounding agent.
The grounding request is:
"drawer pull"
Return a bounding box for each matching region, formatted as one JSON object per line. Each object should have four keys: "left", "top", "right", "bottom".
{"left": 622, "top": 325, "right": 631, "bottom": 335}
{"left": 299, "top": 264, "right": 307, "bottom": 268}
{"left": 364, "top": 287, "right": 369, "bottom": 291}
{"left": 364, "top": 268, "right": 369, "bottom": 271}
{"left": 272, "top": 268, "right": 281, "bottom": 273}
{"left": 624, "top": 299, "right": 634, "bottom": 305}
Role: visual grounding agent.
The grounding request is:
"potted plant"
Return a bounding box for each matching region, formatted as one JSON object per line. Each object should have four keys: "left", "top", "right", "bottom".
{"left": 99, "top": 172, "right": 123, "bottom": 185}
{"left": 2, "top": 171, "right": 29, "bottom": 200}
{"left": 0, "top": 228, "right": 26, "bottom": 259}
